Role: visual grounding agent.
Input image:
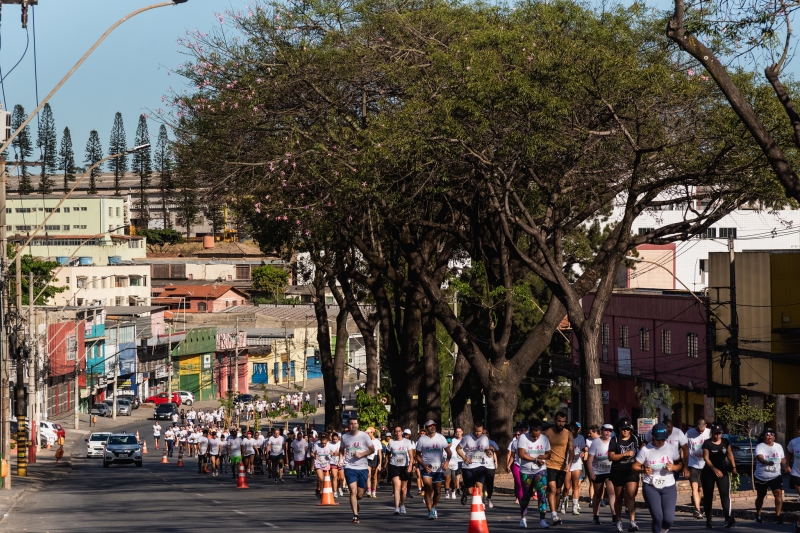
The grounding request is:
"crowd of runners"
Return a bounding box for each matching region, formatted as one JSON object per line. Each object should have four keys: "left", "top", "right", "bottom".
{"left": 150, "top": 407, "right": 800, "bottom": 530}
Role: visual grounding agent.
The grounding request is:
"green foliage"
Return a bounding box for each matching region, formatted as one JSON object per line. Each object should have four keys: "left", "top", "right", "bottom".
{"left": 7, "top": 245, "right": 66, "bottom": 305}
{"left": 58, "top": 127, "right": 76, "bottom": 193}
{"left": 137, "top": 228, "right": 185, "bottom": 252}
{"left": 355, "top": 389, "right": 389, "bottom": 429}
{"left": 108, "top": 112, "right": 127, "bottom": 196}
{"left": 133, "top": 114, "right": 153, "bottom": 228}
{"left": 251, "top": 264, "right": 290, "bottom": 302}
{"left": 219, "top": 391, "right": 236, "bottom": 426}
{"left": 84, "top": 130, "right": 104, "bottom": 195}
{"left": 36, "top": 103, "right": 57, "bottom": 195}
{"left": 173, "top": 169, "right": 200, "bottom": 238}
{"left": 635, "top": 384, "right": 673, "bottom": 419}
{"left": 155, "top": 125, "right": 174, "bottom": 228}
{"left": 715, "top": 396, "right": 775, "bottom": 436}
{"left": 11, "top": 105, "right": 34, "bottom": 195}
{"left": 515, "top": 376, "right": 571, "bottom": 423}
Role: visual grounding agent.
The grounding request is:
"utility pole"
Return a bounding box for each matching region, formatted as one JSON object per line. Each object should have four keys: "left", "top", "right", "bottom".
{"left": 112, "top": 323, "right": 118, "bottom": 419}
{"left": 13, "top": 239, "right": 26, "bottom": 476}
{"left": 73, "top": 319, "right": 79, "bottom": 430}
{"left": 28, "top": 272, "right": 35, "bottom": 464}
{"left": 728, "top": 236, "right": 741, "bottom": 406}
{"left": 233, "top": 317, "right": 239, "bottom": 396}
{"left": 0, "top": 156, "right": 9, "bottom": 489}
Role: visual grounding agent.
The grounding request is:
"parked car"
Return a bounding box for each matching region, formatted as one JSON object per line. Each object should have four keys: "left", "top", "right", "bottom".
{"left": 91, "top": 403, "right": 112, "bottom": 418}
{"left": 724, "top": 434, "right": 758, "bottom": 472}
{"left": 175, "top": 391, "right": 195, "bottom": 406}
{"left": 118, "top": 394, "right": 140, "bottom": 409}
{"left": 85, "top": 432, "right": 111, "bottom": 458}
{"left": 103, "top": 399, "right": 132, "bottom": 416}
{"left": 103, "top": 433, "right": 142, "bottom": 468}
{"left": 342, "top": 409, "right": 358, "bottom": 427}
{"left": 154, "top": 402, "right": 179, "bottom": 421}
{"left": 144, "top": 392, "right": 181, "bottom": 407}
{"left": 38, "top": 421, "right": 60, "bottom": 447}
{"left": 235, "top": 393, "right": 254, "bottom": 403}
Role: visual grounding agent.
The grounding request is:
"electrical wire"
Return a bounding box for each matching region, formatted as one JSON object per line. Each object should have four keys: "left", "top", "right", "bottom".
{"left": 0, "top": 26, "right": 29, "bottom": 88}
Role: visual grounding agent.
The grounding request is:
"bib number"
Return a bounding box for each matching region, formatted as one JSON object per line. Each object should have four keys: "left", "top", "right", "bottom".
{"left": 766, "top": 464, "right": 778, "bottom": 473}
{"left": 598, "top": 461, "right": 612, "bottom": 471}
{"left": 395, "top": 455, "right": 407, "bottom": 467}
{"left": 653, "top": 477, "right": 666, "bottom": 488}
{"left": 430, "top": 463, "right": 441, "bottom": 472}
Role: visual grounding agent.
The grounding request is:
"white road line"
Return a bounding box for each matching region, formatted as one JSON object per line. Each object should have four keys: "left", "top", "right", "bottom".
{"left": 212, "top": 500, "right": 221, "bottom": 504}
{"left": 234, "top": 510, "right": 246, "bottom": 515}
{"left": 263, "top": 523, "right": 278, "bottom": 529}
{"left": 195, "top": 493, "right": 204, "bottom": 496}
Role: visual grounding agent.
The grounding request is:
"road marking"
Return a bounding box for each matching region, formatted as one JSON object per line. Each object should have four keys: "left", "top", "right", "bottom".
{"left": 195, "top": 493, "right": 204, "bottom": 496}
{"left": 264, "top": 523, "right": 278, "bottom": 529}
{"left": 234, "top": 510, "right": 246, "bottom": 515}
{"left": 212, "top": 500, "right": 220, "bottom": 504}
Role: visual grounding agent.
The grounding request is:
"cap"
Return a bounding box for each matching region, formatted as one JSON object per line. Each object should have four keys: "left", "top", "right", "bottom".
{"left": 710, "top": 424, "right": 723, "bottom": 434}
{"left": 385, "top": 432, "right": 391, "bottom": 437}
{"left": 424, "top": 420, "right": 437, "bottom": 427}
{"left": 619, "top": 420, "right": 633, "bottom": 430}
{"left": 575, "top": 422, "right": 582, "bottom": 428}
{"left": 652, "top": 423, "right": 669, "bottom": 440}
{"left": 602, "top": 423, "right": 614, "bottom": 430}
{"left": 403, "top": 429, "right": 411, "bottom": 435}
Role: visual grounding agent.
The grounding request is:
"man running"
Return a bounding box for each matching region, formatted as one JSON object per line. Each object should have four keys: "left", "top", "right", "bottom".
{"left": 208, "top": 430, "right": 221, "bottom": 477}
{"left": 268, "top": 428, "right": 287, "bottom": 483}
{"left": 415, "top": 420, "right": 452, "bottom": 520}
{"left": 164, "top": 426, "right": 175, "bottom": 457}
{"left": 456, "top": 421, "right": 493, "bottom": 505}
{"left": 386, "top": 425, "right": 415, "bottom": 515}
{"left": 197, "top": 428, "right": 209, "bottom": 474}
{"left": 341, "top": 418, "right": 375, "bottom": 524}
{"left": 228, "top": 429, "right": 243, "bottom": 478}
{"left": 152, "top": 422, "right": 162, "bottom": 450}
{"left": 684, "top": 418, "right": 710, "bottom": 519}
{"left": 292, "top": 431, "right": 309, "bottom": 479}
{"left": 544, "top": 411, "right": 574, "bottom": 526}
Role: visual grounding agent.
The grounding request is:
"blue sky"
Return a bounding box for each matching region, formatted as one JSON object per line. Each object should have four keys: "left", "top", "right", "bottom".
{"left": 0, "top": 0, "right": 249, "bottom": 161}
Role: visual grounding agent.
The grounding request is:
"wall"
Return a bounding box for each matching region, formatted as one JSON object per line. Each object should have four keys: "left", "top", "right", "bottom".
{"left": 47, "top": 320, "right": 86, "bottom": 382}
{"left": 625, "top": 245, "right": 676, "bottom": 290}
{"left": 51, "top": 264, "right": 152, "bottom": 306}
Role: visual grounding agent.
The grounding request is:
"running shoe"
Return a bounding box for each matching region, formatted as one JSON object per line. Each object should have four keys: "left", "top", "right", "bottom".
{"left": 445, "top": 491, "right": 451, "bottom": 500}
{"left": 394, "top": 508, "right": 400, "bottom": 515}
{"left": 629, "top": 522, "right": 639, "bottom": 532}
{"left": 352, "top": 515, "right": 359, "bottom": 524}
{"left": 519, "top": 517, "right": 528, "bottom": 529}
{"left": 552, "top": 516, "right": 562, "bottom": 526}
{"left": 755, "top": 516, "right": 763, "bottom": 524}
{"left": 428, "top": 510, "right": 435, "bottom": 520}
{"left": 573, "top": 504, "right": 581, "bottom": 516}
{"left": 433, "top": 508, "right": 438, "bottom": 519}
{"left": 461, "top": 491, "right": 469, "bottom": 505}
{"left": 539, "top": 519, "right": 550, "bottom": 529}
{"left": 593, "top": 516, "right": 601, "bottom": 525}
{"left": 724, "top": 519, "right": 735, "bottom": 528}
{"left": 600, "top": 500, "right": 606, "bottom": 507}
{"left": 706, "top": 520, "right": 712, "bottom": 529}
{"left": 694, "top": 509, "right": 704, "bottom": 520}
{"left": 559, "top": 500, "right": 567, "bottom": 514}
{"left": 616, "top": 520, "right": 623, "bottom": 532}
{"left": 400, "top": 505, "right": 406, "bottom": 514}
{"left": 487, "top": 499, "right": 494, "bottom": 509}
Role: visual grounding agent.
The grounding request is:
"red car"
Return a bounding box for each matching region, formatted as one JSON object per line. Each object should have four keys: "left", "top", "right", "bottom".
{"left": 144, "top": 392, "right": 182, "bottom": 407}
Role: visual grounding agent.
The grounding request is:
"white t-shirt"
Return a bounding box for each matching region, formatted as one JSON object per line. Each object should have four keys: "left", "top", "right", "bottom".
{"left": 485, "top": 440, "right": 499, "bottom": 469}
{"left": 228, "top": 437, "right": 243, "bottom": 458}
{"left": 572, "top": 434, "right": 586, "bottom": 470}
{"left": 313, "top": 442, "right": 336, "bottom": 469}
{"left": 208, "top": 437, "right": 221, "bottom": 456}
{"left": 268, "top": 435, "right": 285, "bottom": 456}
{"left": 685, "top": 428, "right": 711, "bottom": 469}
{"left": 635, "top": 442, "right": 681, "bottom": 488}
{"left": 367, "top": 438, "right": 381, "bottom": 461}
{"left": 755, "top": 442, "right": 784, "bottom": 481}
{"left": 242, "top": 437, "right": 257, "bottom": 456}
{"left": 416, "top": 433, "right": 451, "bottom": 473}
{"left": 198, "top": 436, "right": 209, "bottom": 455}
{"left": 449, "top": 437, "right": 463, "bottom": 464}
{"left": 165, "top": 429, "right": 174, "bottom": 441}
{"left": 256, "top": 434, "right": 265, "bottom": 449}
{"left": 341, "top": 431, "right": 373, "bottom": 470}
{"left": 152, "top": 424, "right": 161, "bottom": 437}
{"left": 291, "top": 438, "right": 308, "bottom": 462}
{"left": 459, "top": 433, "right": 491, "bottom": 469}
{"left": 589, "top": 438, "right": 612, "bottom": 475}
{"left": 787, "top": 437, "right": 800, "bottom": 478}
{"left": 387, "top": 438, "right": 414, "bottom": 467}
{"left": 509, "top": 437, "right": 520, "bottom": 466}
{"left": 518, "top": 433, "right": 550, "bottom": 474}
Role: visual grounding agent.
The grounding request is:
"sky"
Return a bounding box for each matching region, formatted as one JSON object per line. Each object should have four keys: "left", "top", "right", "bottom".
{"left": 0, "top": 0, "right": 250, "bottom": 162}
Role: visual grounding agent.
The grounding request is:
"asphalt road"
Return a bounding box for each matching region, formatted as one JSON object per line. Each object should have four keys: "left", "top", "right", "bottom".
{"left": 1, "top": 415, "right": 796, "bottom": 532}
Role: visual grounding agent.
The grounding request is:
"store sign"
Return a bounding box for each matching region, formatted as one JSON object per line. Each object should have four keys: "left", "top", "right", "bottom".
{"left": 155, "top": 365, "right": 171, "bottom": 379}
{"left": 637, "top": 418, "right": 657, "bottom": 436}
{"left": 203, "top": 353, "right": 211, "bottom": 369}
{"left": 602, "top": 390, "right": 610, "bottom": 404}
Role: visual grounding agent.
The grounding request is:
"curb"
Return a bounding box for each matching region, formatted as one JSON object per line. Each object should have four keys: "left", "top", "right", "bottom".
{"left": 0, "top": 488, "right": 28, "bottom": 523}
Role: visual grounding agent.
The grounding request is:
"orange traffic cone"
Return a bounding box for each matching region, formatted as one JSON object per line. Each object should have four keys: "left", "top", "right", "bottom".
{"left": 236, "top": 463, "right": 249, "bottom": 489}
{"left": 317, "top": 472, "right": 339, "bottom": 506}
{"left": 467, "top": 486, "right": 490, "bottom": 533}
{"left": 136, "top": 431, "right": 140, "bottom": 442}
{"left": 142, "top": 440, "right": 148, "bottom": 454}
{"left": 161, "top": 451, "right": 169, "bottom": 464}
{"left": 177, "top": 452, "right": 184, "bottom": 467}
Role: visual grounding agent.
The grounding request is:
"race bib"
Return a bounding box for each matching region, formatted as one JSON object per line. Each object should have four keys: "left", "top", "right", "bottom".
{"left": 394, "top": 454, "right": 407, "bottom": 467}
{"left": 766, "top": 464, "right": 778, "bottom": 473}
{"left": 598, "top": 460, "right": 612, "bottom": 471}
{"left": 318, "top": 457, "right": 329, "bottom": 468}
{"left": 653, "top": 477, "right": 666, "bottom": 488}
{"left": 429, "top": 462, "right": 441, "bottom": 472}
{"left": 692, "top": 449, "right": 703, "bottom": 459}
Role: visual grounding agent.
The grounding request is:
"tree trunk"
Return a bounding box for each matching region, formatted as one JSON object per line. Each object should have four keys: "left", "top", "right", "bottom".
{"left": 451, "top": 351, "right": 473, "bottom": 432}
{"left": 362, "top": 329, "right": 379, "bottom": 396}
{"left": 574, "top": 324, "right": 604, "bottom": 428}
{"left": 338, "top": 274, "right": 379, "bottom": 396}
{"left": 419, "top": 305, "right": 441, "bottom": 427}
{"left": 485, "top": 373, "right": 521, "bottom": 475}
{"left": 312, "top": 272, "right": 342, "bottom": 431}
{"left": 395, "top": 290, "right": 422, "bottom": 431}
{"left": 333, "top": 304, "right": 348, "bottom": 421}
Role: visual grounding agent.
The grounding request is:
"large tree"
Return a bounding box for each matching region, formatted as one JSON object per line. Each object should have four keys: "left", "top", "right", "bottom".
{"left": 84, "top": 130, "right": 103, "bottom": 195}
{"left": 11, "top": 105, "right": 33, "bottom": 194}
{"left": 154, "top": 124, "right": 173, "bottom": 228}
{"left": 133, "top": 114, "right": 152, "bottom": 229}
{"left": 108, "top": 112, "right": 127, "bottom": 196}
{"left": 36, "top": 103, "right": 57, "bottom": 194}
{"left": 58, "top": 127, "right": 76, "bottom": 193}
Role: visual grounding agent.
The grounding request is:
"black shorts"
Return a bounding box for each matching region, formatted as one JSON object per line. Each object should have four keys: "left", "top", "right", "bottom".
{"left": 269, "top": 454, "right": 285, "bottom": 464}
{"left": 388, "top": 464, "right": 410, "bottom": 481}
{"left": 368, "top": 456, "right": 380, "bottom": 469}
{"left": 689, "top": 467, "right": 703, "bottom": 484}
{"left": 755, "top": 475, "right": 783, "bottom": 496}
{"left": 610, "top": 467, "right": 640, "bottom": 487}
{"left": 790, "top": 475, "right": 800, "bottom": 489}
{"left": 462, "top": 466, "right": 488, "bottom": 487}
{"left": 592, "top": 473, "right": 611, "bottom": 485}
{"left": 546, "top": 468, "right": 567, "bottom": 489}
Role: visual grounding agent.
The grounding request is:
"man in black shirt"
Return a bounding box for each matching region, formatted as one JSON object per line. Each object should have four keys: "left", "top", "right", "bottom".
{"left": 701, "top": 424, "right": 737, "bottom": 528}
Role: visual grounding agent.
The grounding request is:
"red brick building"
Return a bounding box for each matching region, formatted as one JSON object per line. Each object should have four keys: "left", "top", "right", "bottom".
{"left": 152, "top": 284, "right": 250, "bottom": 313}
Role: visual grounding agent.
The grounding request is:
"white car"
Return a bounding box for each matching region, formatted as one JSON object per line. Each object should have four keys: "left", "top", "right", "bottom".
{"left": 39, "top": 421, "right": 59, "bottom": 448}
{"left": 86, "top": 432, "right": 111, "bottom": 458}
{"left": 175, "top": 391, "right": 194, "bottom": 406}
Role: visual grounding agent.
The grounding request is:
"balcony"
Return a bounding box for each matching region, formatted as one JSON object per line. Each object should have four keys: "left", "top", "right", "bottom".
{"left": 85, "top": 324, "right": 105, "bottom": 339}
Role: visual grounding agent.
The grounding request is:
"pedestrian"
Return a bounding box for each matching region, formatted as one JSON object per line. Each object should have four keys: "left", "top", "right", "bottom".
{"left": 305, "top": 392, "right": 311, "bottom": 405}
{"left": 365, "top": 427, "right": 383, "bottom": 497}
{"left": 700, "top": 423, "right": 736, "bottom": 528}
{"left": 685, "top": 419, "right": 711, "bottom": 519}
{"left": 483, "top": 429, "right": 500, "bottom": 509}
{"left": 544, "top": 411, "right": 573, "bottom": 526}
{"left": 508, "top": 427, "right": 523, "bottom": 505}
{"left": 456, "top": 421, "right": 493, "bottom": 506}
{"left": 152, "top": 422, "right": 162, "bottom": 450}
{"left": 585, "top": 425, "right": 601, "bottom": 505}
{"left": 208, "top": 430, "right": 221, "bottom": 477}
{"left": 415, "top": 420, "right": 452, "bottom": 520}
{"left": 646, "top": 418, "right": 688, "bottom": 471}
{"left": 312, "top": 432, "right": 336, "bottom": 498}
{"left": 242, "top": 430, "right": 257, "bottom": 475}
{"left": 517, "top": 420, "right": 551, "bottom": 529}
{"left": 268, "top": 427, "right": 287, "bottom": 482}
{"left": 341, "top": 418, "right": 375, "bottom": 524}
{"left": 317, "top": 392, "right": 323, "bottom": 408}
{"left": 588, "top": 423, "right": 616, "bottom": 524}
{"left": 565, "top": 422, "right": 586, "bottom": 515}
{"left": 754, "top": 427, "right": 788, "bottom": 523}
{"left": 445, "top": 427, "right": 463, "bottom": 500}
{"left": 786, "top": 419, "right": 800, "bottom": 531}
{"left": 330, "top": 432, "right": 343, "bottom": 496}
{"left": 608, "top": 418, "right": 641, "bottom": 532}
{"left": 633, "top": 423, "right": 683, "bottom": 533}
{"left": 165, "top": 426, "right": 175, "bottom": 457}
{"left": 197, "top": 429, "right": 209, "bottom": 474}
{"left": 386, "top": 425, "right": 415, "bottom": 515}
{"left": 220, "top": 428, "right": 230, "bottom": 474}
{"left": 228, "top": 429, "right": 243, "bottom": 478}
{"left": 292, "top": 431, "right": 308, "bottom": 479}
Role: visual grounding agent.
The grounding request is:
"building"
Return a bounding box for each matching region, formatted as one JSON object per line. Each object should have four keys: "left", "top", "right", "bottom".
{"left": 143, "top": 257, "right": 287, "bottom": 289}
{"left": 170, "top": 327, "right": 218, "bottom": 401}
{"left": 50, "top": 264, "right": 152, "bottom": 306}
{"left": 215, "top": 329, "right": 248, "bottom": 397}
{"left": 46, "top": 317, "right": 86, "bottom": 419}
{"left": 152, "top": 284, "right": 250, "bottom": 312}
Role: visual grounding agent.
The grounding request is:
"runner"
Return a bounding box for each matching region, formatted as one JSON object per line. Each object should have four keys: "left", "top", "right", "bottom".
{"left": 585, "top": 425, "right": 601, "bottom": 506}
{"left": 565, "top": 422, "right": 586, "bottom": 515}
{"left": 588, "top": 423, "right": 616, "bottom": 524}
{"left": 701, "top": 423, "right": 736, "bottom": 528}
{"left": 517, "top": 420, "right": 551, "bottom": 529}
{"left": 632, "top": 423, "right": 683, "bottom": 533}
{"left": 544, "top": 411, "right": 573, "bottom": 526}
{"left": 484, "top": 429, "right": 500, "bottom": 509}
{"left": 445, "top": 427, "right": 464, "bottom": 500}
{"left": 268, "top": 428, "right": 287, "bottom": 483}
{"left": 415, "top": 420, "right": 452, "bottom": 520}
{"left": 456, "top": 421, "right": 493, "bottom": 506}
{"left": 255, "top": 429, "right": 266, "bottom": 475}
{"left": 330, "top": 432, "right": 344, "bottom": 496}
{"left": 341, "top": 418, "right": 375, "bottom": 524}
{"left": 608, "top": 418, "right": 640, "bottom": 532}
{"left": 208, "top": 430, "right": 221, "bottom": 477}
{"left": 197, "top": 428, "right": 210, "bottom": 474}
{"left": 508, "top": 426, "right": 524, "bottom": 505}
{"left": 228, "top": 429, "right": 243, "bottom": 478}
{"left": 164, "top": 426, "right": 175, "bottom": 457}
{"left": 646, "top": 418, "right": 688, "bottom": 472}
{"left": 787, "top": 419, "right": 800, "bottom": 532}
{"left": 292, "top": 431, "right": 308, "bottom": 479}
{"left": 685, "top": 418, "right": 711, "bottom": 519}
{"left": 219, "top": 427, "right": 230, "bottom": 474}
{"left": 242, "top": 430, "right": 257, "bottom": 475}
{"left": 365, "top": 427, "right": 383, "bottom": 497}
{"left": 152, "top": 422, "right": 162, "bottom": 450}
{"left": 318, "top": 392, "right": 323, "bottom": 408}
{"left": 386, "top": 425, "right": 415, "bottom": 515}
{"left": 312, "top": 432, "right": 335, "bottom": 498}
{"left": 754, "top": 427, "right": 787, "bottom": 523}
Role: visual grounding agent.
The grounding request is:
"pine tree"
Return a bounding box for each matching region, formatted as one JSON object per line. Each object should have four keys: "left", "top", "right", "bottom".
{"left": 173, "top": 168, "right": 200, "bottom": 239}
{"left": 36, "top": 103, "right": 57, "bottom": 194}
{"left": 84, "top": 130, "right": 103, "bottom": 195}
{"left": 10, "top": 105, "right": 33, "bottom": 194}
{"left": 108, "top": 112, "right": 127, "bottom": 196}
{"left": 133, "top": 114, "right": 152, "bottom": 229}
{"left": 58, "top": 127, "right": 76, "bottom": 193}
{"left": 154, "top": 124, "right": 173, "bottom": 228}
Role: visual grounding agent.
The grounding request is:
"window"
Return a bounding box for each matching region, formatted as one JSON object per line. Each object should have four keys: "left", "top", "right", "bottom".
{"left": 76, "top": 277, "right": 86, "bottom": 288}
{"left": 601, "top": 323, "right": 610, "bottom": 346}
{"left": 81, "top": 207, "right": 87, "bottom": 211}
{"left": 101, "top": 277, "right": 107, "bottom": 289}
{"left": 699, "top": 259, "right": 707, "bottom": 274}
{"left": 65, "top": 277, "right": 70, "bottom": 284}
{"left": 197, "top": 302, "right": 207, "bottom": 312}
{"left": 620, "top": 325, "right": 629, "bottom": 348}
{"left": 44, "top": 225, "right": 60, "bottom": 231}
{"left": 235, "top": 265, "right": 251, "bottom": 280}
{"left": 4, "top": 208, "right": 8, "bottom": 214}
{"left": 109, "top": 207, "right": 113, "bottom": 217}
{"left": 662, "top": 329, "right": 672, "bottom": 354}
{"left": 638, "top": 228, "right": 654, "bottom": 236}
{"left": 62, "top": 225, "right": 70, "bottom": 231}
{"left": 129, "top": 276, "right": 143, "bottom": 287}
{"left": 701, "top": 228, "right": 717, "bottom": 239}
{"left": 15, "top": 208, "right": 31, "bottom": 213}
{"left": 116, "top": 207, "right": 121, "bottom": 217}
{"left": 92, "top": 276, "right": 98, "bottom": 289}
{"left": 15, "top": 225, "right": 32, "bottom": 231}
{"left": 63, "top": 207, "right": 70, "bottom": 213}
{"left": 115, "top": 297, "right": 124, "bottom": 306}
{"left": 719, "top": 228, "right": 737, "bottom": 239}
{"left": 601, "top": 345, "right": 608, "bottom": 363}
{"left": 687, "top": 333, "right": 699, "bottom": 358}
{"left": 74, "top": 225, "right": 86, "bottom": 229}
{"left": 640, "top": 328, "right": 650, "bottom": 351}
{"left": 114, "top": 277, "right": 127, "bottom": 288}
{"left": 44, "top": 207, "right": 60, "bottom": 213}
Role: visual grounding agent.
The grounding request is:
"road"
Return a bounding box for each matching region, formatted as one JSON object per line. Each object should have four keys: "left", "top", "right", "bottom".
{"left": 0, "top": 414, "right": 795, "bottom": 532}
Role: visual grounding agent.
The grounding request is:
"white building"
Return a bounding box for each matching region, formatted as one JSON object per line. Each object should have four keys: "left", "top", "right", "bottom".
{"left": 49, "top": 264, "right": 152, "bottom": 307}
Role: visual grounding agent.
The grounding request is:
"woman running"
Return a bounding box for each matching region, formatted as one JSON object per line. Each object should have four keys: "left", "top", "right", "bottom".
{"left": 565, "top": 422, "right": 585, "bottom": 515}
{"left": 386, "top": 425, "right": 415, "bottom": 515}
{"left": 208, "top": 430, "right": 221, "bottom": 477}
{"left": 608, "top": 418, "right": 640, "bottom": 532}
{"left": 588, "top": 423, "right": 616, "bottom": 524}
{"left": 330, "top": 432, "right": 343, "bottom": 496}
{"left": 242, "top": 430, "right": 257, "bottom": 475}
{"left": 517, "top": 420, "right": 551, "bottom": 529}
{"left": 700, "top": 423, "right": 736, "bottom": 528}
{"left": 632, "top": 423, "right": 683, "bottom": 533}
{"left": 312, "top": 432, "right": 335, "bottom": 498}
{"left": 754, "top": 427, "right": 787, "bottom": 523}
{"left": 507, "top": 427, "right": 523, "bottom": 505}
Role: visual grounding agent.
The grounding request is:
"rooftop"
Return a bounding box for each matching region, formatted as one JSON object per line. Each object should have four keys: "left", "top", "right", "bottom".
{"left": 155, "top": 284, "right": 248, "bottom": 299}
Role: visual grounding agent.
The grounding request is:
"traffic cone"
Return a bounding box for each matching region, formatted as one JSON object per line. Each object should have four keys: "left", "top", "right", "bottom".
{"left": 317, "top": 472, "right": 339, "bottom": 506}
{"left": 467, "top": 486, "right": 490, "bottom": 533}
{"left": 136, "top": 431, "right": 140, "bottom": 442}
{"left": 142, "top": 440, "right": 148, "bottom": 454}
{"left": 161, "top": 451, "right": 169, "bottom": 464}
{"left": 177, "top": 452, "right": 184, "bottom": 467}
{"left": 236, "top": 463, "right": 249, "bottom": 489}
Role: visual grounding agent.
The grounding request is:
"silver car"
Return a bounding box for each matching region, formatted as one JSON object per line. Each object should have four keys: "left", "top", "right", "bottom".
{"left": 103, "top": 434, "right": 142, "bottom": 467}
{"left": 85, "top": 432, "right": 111, "bottom": 458}
{"left": 103, "top": 399, "right": 132, "bottom": 416}
{"left": 724, "top": 434, "right": 758, "bottom": 472}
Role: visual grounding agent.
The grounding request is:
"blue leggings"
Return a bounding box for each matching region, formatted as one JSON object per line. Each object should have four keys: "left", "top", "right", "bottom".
{"left": 642, "top": 482, "right": 677, "bottom": 533}
{"left": 520, "top": 471, "right": 547, "bottom": 519}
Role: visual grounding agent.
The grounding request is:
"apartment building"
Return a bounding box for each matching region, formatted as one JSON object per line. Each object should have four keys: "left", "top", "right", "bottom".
{"left": 50, "top": 264, "right": 152, "bottom": 306}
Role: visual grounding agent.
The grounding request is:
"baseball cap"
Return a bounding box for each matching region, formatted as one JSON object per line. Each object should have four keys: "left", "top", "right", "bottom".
{"left": 424, "top": 420, "right": 437, "bottom": 427}
{"left": 619, "top": 419, "right": 633, "bottom": 430}
{"left": 403, "top": 429, "right": 411, "bottom": 435}
{"left": 574, "top": 422, "right": 581, "bottom": 428}
{"left": 710, "top": 424, "right": 723, "bottom": 434}
{"left": 652, "top": 423, "right": 669, "bottom": 440}
{"left": 602, "top": 423, "right": 614, "bottom": 431}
